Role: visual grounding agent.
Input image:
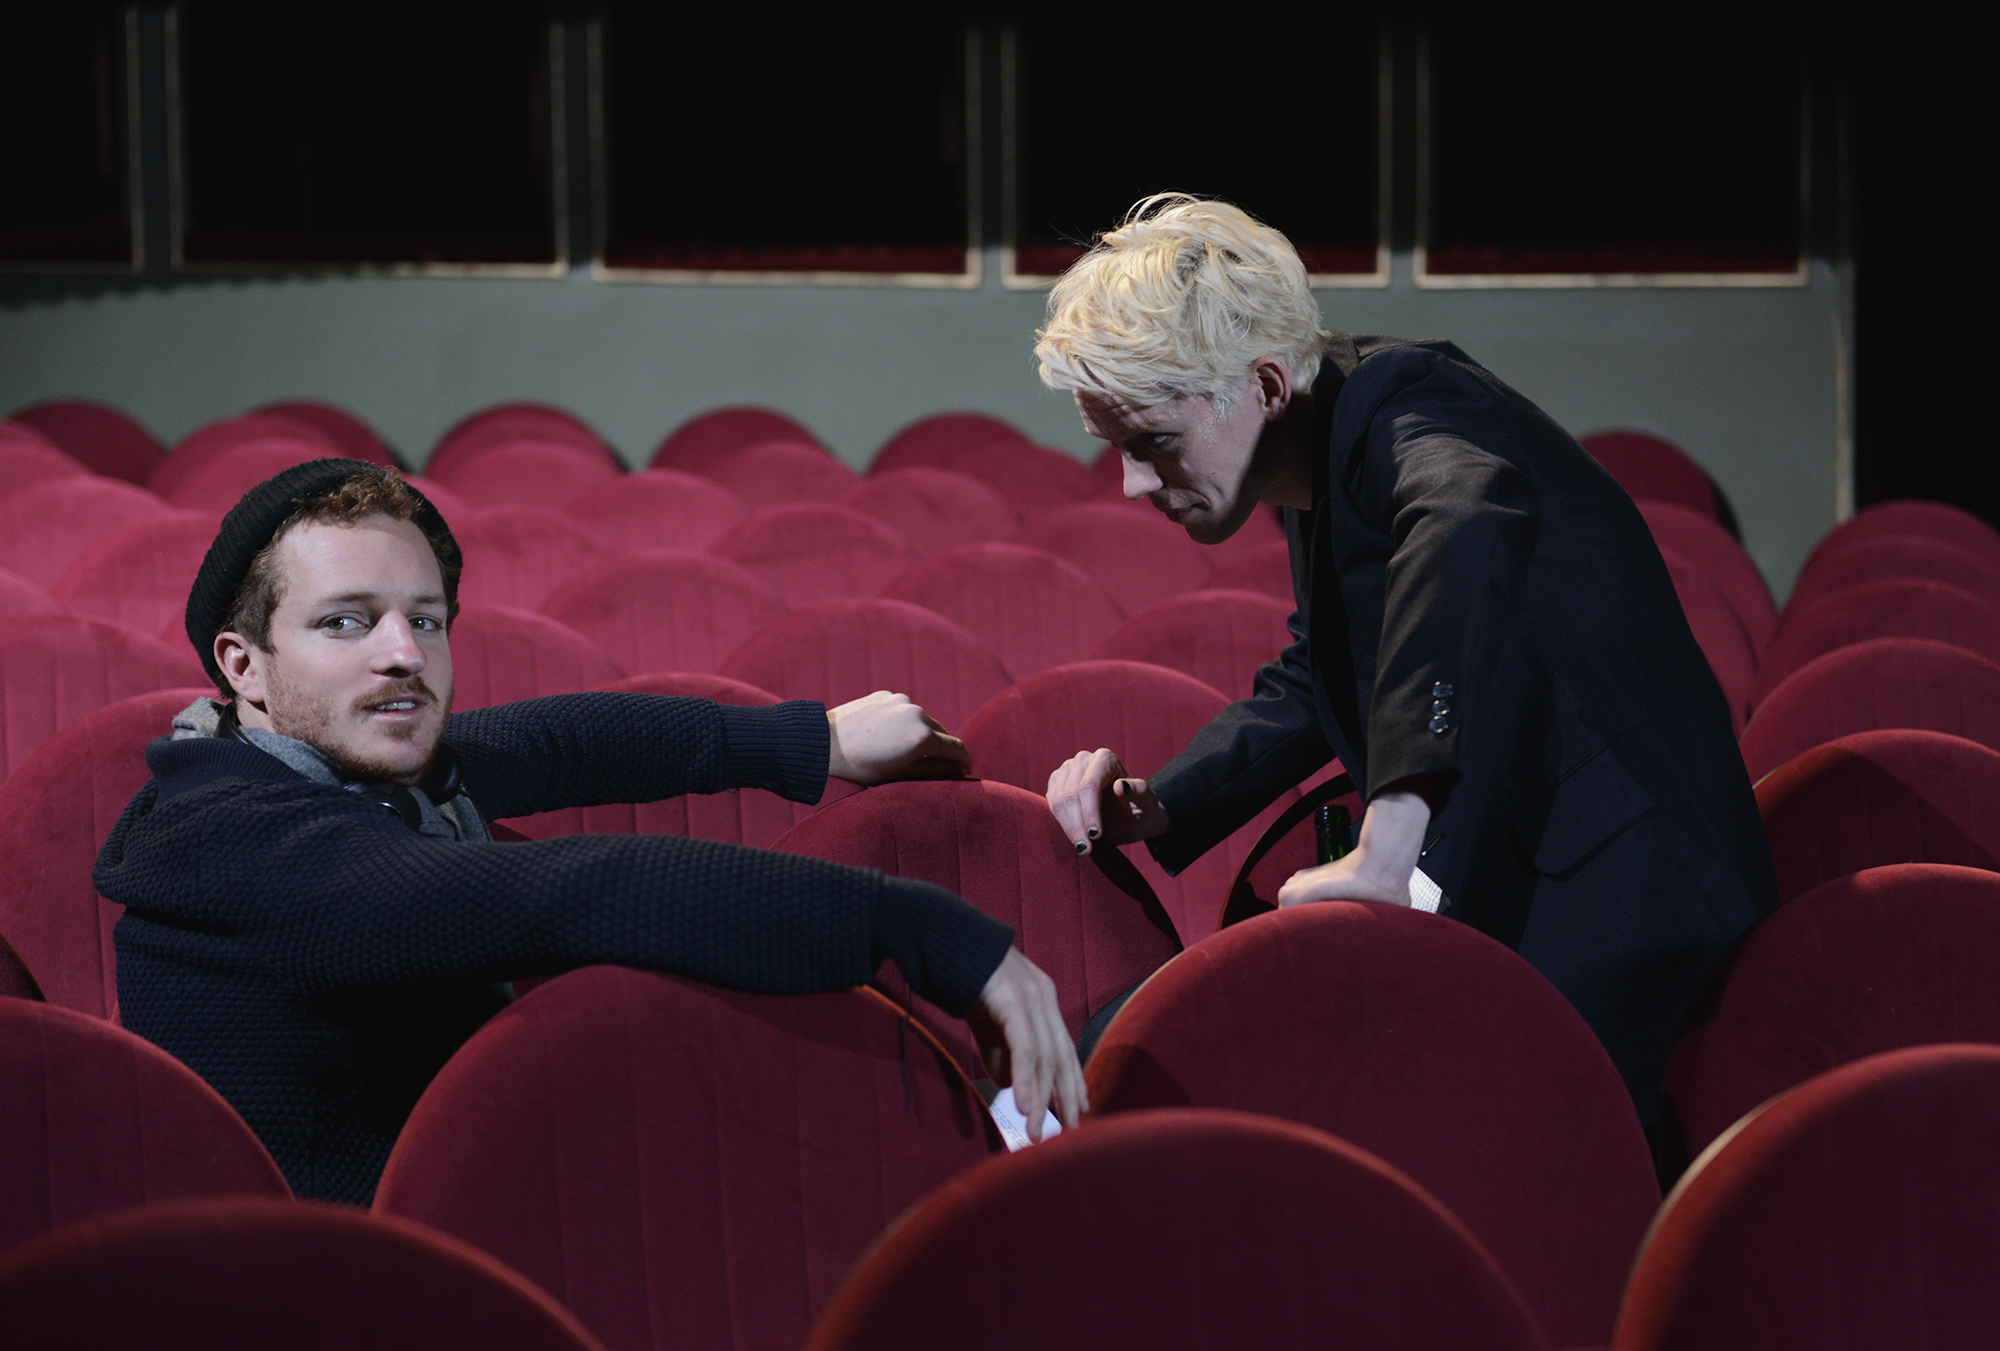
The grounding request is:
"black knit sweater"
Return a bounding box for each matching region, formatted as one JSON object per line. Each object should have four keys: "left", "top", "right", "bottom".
{"left": 94, "top": 693, "right": 1014, "bottom": 1205}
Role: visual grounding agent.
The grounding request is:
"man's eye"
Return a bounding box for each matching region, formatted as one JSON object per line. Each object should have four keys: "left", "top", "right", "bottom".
{"left": 322, "top": 616, "right": 362, "bottom": 633}
{"left": 413, "top": 616, "right": 443, "bottom": 632}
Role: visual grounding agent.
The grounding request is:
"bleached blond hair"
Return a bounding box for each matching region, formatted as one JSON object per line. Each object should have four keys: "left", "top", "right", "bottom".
{"left": 1034, "top": 194, "right": 1331, "bottom": 412}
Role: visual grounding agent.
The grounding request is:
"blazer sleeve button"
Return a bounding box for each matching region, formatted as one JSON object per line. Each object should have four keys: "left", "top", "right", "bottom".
{"left": 1428, "top": 714, "right": 1451, "bottom": 735}
{"left": 1432, "top": 681, "right": 1454, "bottom": 699}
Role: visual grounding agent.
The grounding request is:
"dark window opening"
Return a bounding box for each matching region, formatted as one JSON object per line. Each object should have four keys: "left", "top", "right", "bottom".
{"left": 0, "top": 6, "right": 135, "bottom": 267}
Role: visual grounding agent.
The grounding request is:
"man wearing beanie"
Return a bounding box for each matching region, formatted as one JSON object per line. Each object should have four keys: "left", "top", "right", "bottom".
{"left": 94, "top": 458, "right": 1085, "bottom": 1204}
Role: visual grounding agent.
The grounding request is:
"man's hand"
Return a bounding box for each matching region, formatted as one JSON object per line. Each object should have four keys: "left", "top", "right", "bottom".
{"left": 1277, "top": 789, "right": 1432, "bottom": 908}
{"left": 826, "top": 691, "right": 972, "bottom": 784}
{"left": 1045, "top": 748, "right": 1172, "bottom": 855}
{"left": 967, "top": 947, "right": 1087, "bottom": 1142}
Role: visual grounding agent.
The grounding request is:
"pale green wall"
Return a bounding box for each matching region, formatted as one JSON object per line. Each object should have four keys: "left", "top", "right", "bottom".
{"left": 1, "top": 253, "right": 1843, "bottom": 597}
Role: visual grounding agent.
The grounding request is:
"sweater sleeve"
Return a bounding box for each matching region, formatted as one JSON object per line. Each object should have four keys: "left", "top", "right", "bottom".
{"left": 447, "top": 693, "right": 831, "bottom": 821}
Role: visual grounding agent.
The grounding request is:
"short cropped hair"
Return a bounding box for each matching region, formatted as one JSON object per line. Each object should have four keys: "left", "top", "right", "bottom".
{"left": 217, "top": 473, "right": 460, "bottom": 697}
{"left": 1033, "top": 194, "right": 1332, "bottom": 411}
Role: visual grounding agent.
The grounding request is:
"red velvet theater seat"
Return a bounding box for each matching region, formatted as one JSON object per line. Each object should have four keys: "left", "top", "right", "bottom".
{"left": 960, "top": 660, "right": 1298, "bottom": 944}
{"left": 0, "top": 617, "right": 204, "bottom": 781}
{"left": 1615, "top": 1045, "right": 2000, "bottom": 1351}
{"left": 0, "top": 570, "right": 58, "bottom": 620}
{"left": 1739, "top": 638, "right": 2000, "bottom": 783}
{"left": 1756, "top": 729, "right": 2000, "bottom": 903}
{"left": 1795, "top": 498, "right": 2000, "bottom": 582}
{"left": 1663, "top": 864, "right": 2000, "bottom": 1157}
{"left": 1579, "top": 429, "right": 1718, "bottom": 519}
{"left": 429, "top": 440, "right": 625, "bottom": 513}
{"left": 839, "top": 467, "right": 1018, "bottom": 557}
{"left": 1638, "top": 500, "right": 1776, "bottom": 656}
{"left": 1087, "top": 903, "right": 1656, "bottom": 1351}
{"left": 710, "top": 504, "right": 919, "bottom": 610}
{"left": 0, "top": 425, "right": 92, "bottom": 495}
{"left": 539, "top": 552, "right": 786, "bottom": 678}
{"left": 718, "top": 598, "right": 1012, "bottom": 732}
{"left": 1095, "top": 588, "right": 1294, "bottom": 702}
{"left": 400, "top": 473, "right": 472, "bottom": 523}
{"left": 162, "top": 439, "right": 343, "bottom": 513}
{"left": 1, "top": 1000, "right": 291, "bottom": 1255}
{"left": 452, "top": 508, "right": 611, "bottom": 611}
{"left": 564, "top": 469, "right": 746, "bottom": 553}
{"left": 776, "top": 778, "right": 1181, "bottom": 1075}
{"left": 0, "top": 477, "right": 172, "bottom": 593}
{"left": 868, "top": 410, "right": 1030, "bottom": 474}
{"left": 921, "top": 440, "right": 1101, "bottom": 523}
{"left": 1013, "top": 501, "right": 1216, "bottom": 619}
{"left": 373, "top": 968, "right": 996, "bottom": 1351}
{"left": 882, "top": 543, "right": 1125, "bottom": 679}
{"left": 0, "top": 928, "right": 38, "bottom": 1000}
{"left": 1785, "top": 535, "right": 2000, "bottom": 619}
{"left": 445, "top": 605, "right": 625, "bottom": 712}
{"left": 7, "top": 399, "right": 164, "bottom": 485}
{"left": 256, "top": 399, "right": 399, "bottom": 467}
{"left": 0, "top": 1197, "right": 607, "bottom": 1351}
{"left": 50, "top": 511, "right": 224, "bottom": 640}
{"left": 426, "top": 401, "right": 614, "bottom": 481}
{"left": 148, "top": 413, "right": 341, "bottom": 500}
{"left": 805, "top": 1109, "right": 1551, "bottom": 1351}
{"left": 701, "top": 439, "right": 859, "bottom": 512}
{"left": 1752, "top": 577, "right": 2000, "bottom": 709}
{"left": 1201, "top": 537, "right": 1294, "bottom": 603}
{"left": 1661, "top": 550, "right": 1758, "bottom": 733}
{"left": 0, "top": 687, "right": 209, "bottom": 1020}
{"left": 650, "top": 404, "right": 824, "bottom": 475}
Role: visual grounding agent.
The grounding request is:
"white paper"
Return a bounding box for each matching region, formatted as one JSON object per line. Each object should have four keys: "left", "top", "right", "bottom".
{"left": 986, "top": 1086, "right": 1063, "bottom": 1152}
{"left": 1408, "top": 865, "right": 1443, "bottom": 914}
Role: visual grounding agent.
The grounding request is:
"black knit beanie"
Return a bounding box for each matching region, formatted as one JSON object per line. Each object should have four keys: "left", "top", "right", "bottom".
{"left": 184, "top": 457, "right": 459, "bottom": 686}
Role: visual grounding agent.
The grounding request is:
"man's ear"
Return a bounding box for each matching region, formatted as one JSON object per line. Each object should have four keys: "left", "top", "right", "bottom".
{"left": 214, "top": 631, "right": 268, "bottom": 709}
{"left": 1252, "top": 357, "right": 1293, "bottom": 420}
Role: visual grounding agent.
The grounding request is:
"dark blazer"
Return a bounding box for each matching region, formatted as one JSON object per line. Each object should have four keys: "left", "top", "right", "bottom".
{"left": 1148, "top": 334, "right": 1777, "bottom": 1120}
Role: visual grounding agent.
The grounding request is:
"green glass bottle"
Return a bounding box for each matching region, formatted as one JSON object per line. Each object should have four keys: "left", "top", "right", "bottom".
{"left": 1315, "top": 803, "right": 1351, "bottom": 865}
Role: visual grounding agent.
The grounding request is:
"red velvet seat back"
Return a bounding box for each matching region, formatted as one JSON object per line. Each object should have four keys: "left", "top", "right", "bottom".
{"left": 445, "top": 605, "right": 624, "bottom": 712}
{"left": 0, "top": 1197, "right": 607, "bottom": 1350}
{"left": 150, "top": 414, "right": 341, "bottom": 499}
{"left": 7, "top": 400, "right": 163, "bottom": 484}
{"left": 563, "top": 470, "right": 746, "bottom": 552}
{"left": 718, "top": 598, "right": 1012, "bottom": 731}
{"left": 1796, "top": 498, "right": 2000, "bottom": 581}
{"left": 960, "top": 660, "right": 1297, "bottom": 942}
{"left": 1756, "top": 729, "right": 2000, "bottom": 903}
{"left": 1739, "top": 638, "right": 2000, "bottom": 782}
{"left": 400, "top": 473, "right": 472, "bottom": 522}
{"left": 0, "top": 570, "right": 58, "bottom": 620}
{"left": 710, "top": 504, "right": 919, "bottom": 609}
{"left": 374, "top": 969, "right": 995, "bottom": 1351}
{"left": 0, "top": 688, "right": 205, "bottom": 1019}
{"left": 702, "top": 439, "right": 859, "bottom": 512}
{"left": 1012, "top": 501, "right": 1216, "bottom": 618}
{"left": 1617, "top": 1045, "right": 2000, "bottom": 1351}
{"left": 1639, "top": 500, "right": 1777, "bottom": 655}
{"left": 776, "top": 779, "right": 1180, "bottom": 1073}
{"left": 1095, "top": 588, "right": 1294, "bottom": 702}
{"left": 256, "top": 399, "right": 399, "bottom": 466}
{"left": 452, "top": 508, "right": 612, "bottom": 611}
{"left": 0, "top": 929, "right": 38, "bottom": 999}
{"left": 0, "top": 618, "right": 203, "bottom": 781}
{"left": 0, "top": 477, "right": 172, "bottom": 591}
{"left": 1201, "top": 537, "right": 1294, "bottom": 602}
{"left": 869, "top": 411, "right": 1029, "bottom": 474}
{"left": 806, "top": 1109, "right": 1551, "bottom": 1351}
{"left": 1753, "top": 577, "right": 2000, "bottom": 708}
{"left": 1787, "top": 535, "right": 2000, "bottom": 617}
{"left": 0, "top": 427, "right": 91, "bottom": 495}
{"left": 1664, "top": 864, "right": 2000, "bottom": 1155}
{"left": 922, "top": 440, "right": 1101, "bottom": 522}
{"left": 539, "top": 552, "right": 786, "bottom": 677}
{"left": 1579, "top": 429, "right": 1718, "bottom": 518}
{"left": 162, "top": 440, "right": 345, "bottom": 512}
{"left": 1662, "top": 550, "right": 1757, "bottom": 733}
{"left": 838, "top": 467, "right": 1018, "bottom": 556}
{"left": 431, "top": 440, "right": 625, "bottom": 513}
{"left": 0, "top": 1001, "right": 290, "bottom": 1254}
{"left": 50, "top": 511, "right": 223, "bottom": 639}
{"left": 882, "top": 543, "right": 1125, "bottom": 678}
{"left": 650, "top": 405, "right": 823, "bottom": 475}
{"left": 427, "top": 402, "right": 613, "bottom": 480}
{"left": 1090, "top": 904, "right": 1654, "bottom": 1348}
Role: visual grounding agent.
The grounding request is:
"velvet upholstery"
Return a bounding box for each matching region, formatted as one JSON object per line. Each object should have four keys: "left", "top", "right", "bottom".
{"left": 650, "top": 405, "right": 824, "bottom": 475}
{"left": 452, "top": 508, "right": 612, "bottom": 611}
{"left": 776, "top": 778, "right": 1181, "bottom": 1073}
{"left": 426, "top": 402, "right": 614, "bottom": 481}
{"left": 0, "top": 928, "right": 41, "bottom": 1000}
{"left": 430, "top": 440, "right": 625, "bottom": 513}
{"left": 1661, "top": 550, "right": 1757, "bottom": 733}
{"left": 1756, "top": 729, "right": 2000, "bottom": 903}
{"left": 446, "top": 605, "right": 625, "bottom": 711}
{"left": 1664, "top": 865, "right": 2000, "bottom": 1155}
{"left": 398, "top": 473, "right": 472, "bottom": 523}
{"left": 1739, "top": 638, "right": 2000, "bottom": 782}
{"left": 163, "top": 439, "right": 351, "bottom": 513}
{"left": 960, "top": 660, "right": 1298, "bottom": 942}
{"left": 7, "top": 400, "right": 163, "bottom": 484}
{"left": 373, "top": 968, "right": 996, "bottom": 1351}
{"left": 1786, "top": 535, "right": 2000, "bottom": 618}
{"left": 0, "top": 1001, "right": 290, "bottom": 1255}
{"left": 917, "top": 440, "right": 1101, "bottom": 523}
{"left": 0, "top": 1197, "right": 607, "bottom": 1350}
{"left": 1753, "top": 577, "right": 2000, "bottom": 708}
{"left": 50, "top": 511, "right": 225, "bottom": 639}
{"left": 256, "top": 399, "right": 399, "bottom": 467}
{"left": 0, "top": 688, "right": 209, "bottom": 1019}
{"left": 710, "top": 504, "right": 919, "bottom": 610}
{"left": 869, "top": 411, "right": 1030, "bottom": 474}
{"left": 0, "top": 428, "right": 91, "bottom": 495}
{"left": 1087, "top": 903, "right": 1655, "bottom": 1349}
{"left": 1616, "top": 1045, "right": 2000, "bottom": 1350}
{"left": 1579, "top": 430, "right": 1718, "bottom": 519}
{"left": 702, "top": 439, "right": 859, "bottom": 511}
{"left": 805, "top": 1109, "right": 1551, "bottom": 1351}
{"left": 1012, "top": 501, "right": 1216, "bottom": 618}
{"left": 718, "top": 598, "right": 1012, "bottom": 732}
{"left": 0, "top": 618, "right": 204, "bottom": 780}
{"left": 0, "top": 569, "right": 58, "bottom": 619}
{"left": 881, "top": 543, "right": 1125, "bottom": 678}
{"left": 1795, "top": 498, "right": 2000, "bottom": 582}
{"left": 149, "top": 414, "right": 342, "bottom": 500}
{"left": 1200, "top": 537, "right": 1294, "bottom": 602}
{"left": 838, "top": 467, "right": 1019, "bottom": 556}
{"left": 1095, "top": 588, "right": 1295, "bottom": 702}
{"left": 1638, "top": 500, "right": 1776, "bottom": 655}
{"left": 540, "top": 552, "right": 786, "bottom": 676}
{"left": 564, "top": 470, "right": 746, "bottom": 552}
{"left": 0, "top": 476, "right": 172, "bottom": 591}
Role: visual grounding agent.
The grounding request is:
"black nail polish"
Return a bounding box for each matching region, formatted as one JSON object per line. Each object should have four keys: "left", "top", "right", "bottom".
{"left": 1087, "top": 827, "right": 1101, "bottom": 839}
{"left": 1074, "top": 841, "right": 1089, "bottom": 855}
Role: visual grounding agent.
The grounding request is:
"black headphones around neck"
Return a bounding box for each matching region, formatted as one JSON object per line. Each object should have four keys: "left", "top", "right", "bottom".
{"left": 225, "top": 705, "right": 462, "bottom": 832}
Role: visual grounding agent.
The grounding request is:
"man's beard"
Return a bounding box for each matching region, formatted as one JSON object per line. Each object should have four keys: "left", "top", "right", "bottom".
{"left": 266, "top": 674, "right": 452, "bottom": 785}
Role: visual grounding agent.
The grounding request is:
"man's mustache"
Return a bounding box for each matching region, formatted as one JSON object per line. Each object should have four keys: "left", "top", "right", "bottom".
{"left": 351, "top": 678, "right": 440, "bottom": 715}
